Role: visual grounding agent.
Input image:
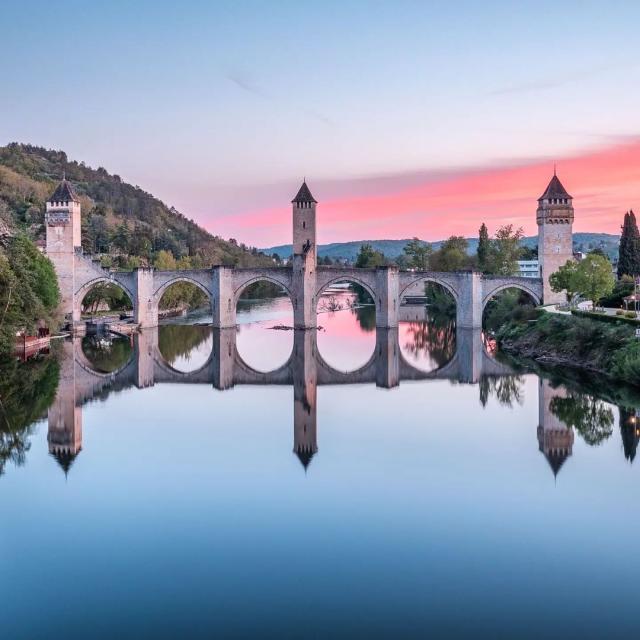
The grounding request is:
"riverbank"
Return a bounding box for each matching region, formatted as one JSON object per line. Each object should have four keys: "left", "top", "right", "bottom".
{"left": 496, "top": 310, "right": 640, "bottom": 386}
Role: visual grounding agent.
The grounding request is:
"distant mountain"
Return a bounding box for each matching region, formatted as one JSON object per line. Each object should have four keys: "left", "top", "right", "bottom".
{"left": 263, "top": 233, "right": 620, "bottom": 263}
{"left": 0, "top": 143, "right": 272, "bottom": 267}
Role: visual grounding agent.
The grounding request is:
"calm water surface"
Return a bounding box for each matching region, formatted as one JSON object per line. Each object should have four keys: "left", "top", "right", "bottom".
{"left": 1, "top": 291, "right": 640, "bottom": 639}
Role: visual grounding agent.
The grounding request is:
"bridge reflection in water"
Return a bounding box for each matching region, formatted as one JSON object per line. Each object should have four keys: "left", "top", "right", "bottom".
{"left": 48, "top": 326, "right": 572, "bottom": 475}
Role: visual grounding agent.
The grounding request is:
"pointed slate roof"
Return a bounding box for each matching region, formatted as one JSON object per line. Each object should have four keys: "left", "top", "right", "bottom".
{"left": 292, "top": 180, "right": 317, "bottom": 204}
{"left": 295, "top": 447, "right": 316, "bottom": 470}
{"left": 544, "top": 450, "right": 569, "bottom": 477}
{"left": 48, "top": 178, "right": 79, "bottom": 203}
{"left": 51, "top": 449, "right": 79, "bottom": 476}
{"left": 539, "top": 173, "right": 572, "bottom": 201}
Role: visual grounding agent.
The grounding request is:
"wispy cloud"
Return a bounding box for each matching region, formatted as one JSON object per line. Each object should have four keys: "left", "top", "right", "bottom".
{"left": 226, "top": 71, "right": 266, "bottom": 97}
{"left": 487, "top": 61, "right": 638, "bottom": 96}
{"left": 225, "top": 68, "right": 333, "bottom": 126}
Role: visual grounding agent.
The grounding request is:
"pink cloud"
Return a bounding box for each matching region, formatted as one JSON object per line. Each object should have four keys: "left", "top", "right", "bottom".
{"left": 206, "top": 138, "right": 640, "bottom": 246}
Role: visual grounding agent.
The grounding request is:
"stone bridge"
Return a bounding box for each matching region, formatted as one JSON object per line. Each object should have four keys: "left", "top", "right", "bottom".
{"left": 46, "top": 176, "right": 568, "bottom": 336}
{"left": 71, "top": 252, "right": 542, "bottom": 331}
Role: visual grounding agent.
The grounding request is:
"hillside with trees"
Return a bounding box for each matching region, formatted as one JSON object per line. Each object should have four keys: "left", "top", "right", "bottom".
{"left": 0, "top": 143, "right": 273, "bottom": 269}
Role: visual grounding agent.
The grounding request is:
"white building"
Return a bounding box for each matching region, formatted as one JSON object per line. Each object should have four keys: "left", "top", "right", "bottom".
{"left": 517, "top": 259, "right": 540, "bottom": 278}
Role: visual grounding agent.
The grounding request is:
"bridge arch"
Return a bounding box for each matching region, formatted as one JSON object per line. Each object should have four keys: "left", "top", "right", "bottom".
{"left": 233, "top": 274, "right": 295, "bottom": 373}
{"left": 152, "top": 275, "right": 213, "bottom": 314}
{"left": 315, "top": 274, "right": 378, "bottom": 372}
{"left": 481, "top": 281, "right": 542, "bottom": 310}
{"left": 233, "top": 274, "right": 294, "bottom": 306}
{"left": 315, "top": 274, "right": 377, "bottom": 304}
{"left": 74, "top": 276, "right": 136, "bottom": 322}
{"left": 398, "top": 274, "right": 459, "bottom": 305}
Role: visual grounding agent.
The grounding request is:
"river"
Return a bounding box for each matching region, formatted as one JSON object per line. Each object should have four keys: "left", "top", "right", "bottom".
{"left": 1, "top": 290, "right": 639, "bottom": 638}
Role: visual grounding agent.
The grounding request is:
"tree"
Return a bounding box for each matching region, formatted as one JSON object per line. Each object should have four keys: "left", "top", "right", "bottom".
{"left": 599, "top": 274, "right": 634, "bottom": 308}
{"left": 0, "top": 235, "right": 60, "bottom": 350}
{"left": 573, "top": 254, "right": 615, "bottom": 307}
{"left": 550, "top": 260, "right": 580, "bottom": 304}
{"left": 355, "top": 243, "right": 387, "bottom": 268}
{"left": 403, "top": 237, "right": 432, "bottom": 270}
{"left": 477, "top": 223, "right": 490, "bottom": 272}
{"left": 489, "top": 224, "right": 524, "bottom": 275}
{"left": 429, "top": 236, "right": 469, "bottom": 272}
{"left": 153, "top": 249, "right": 177, "bottom": 270}
{"left": 111, "top": 222, "right": 130, "bottom": 253}
{"left": 519, "top": 245, "right": 538, "bottom": 260}
{"left": 617, "top": 210, "right": 640, "bottom": 278}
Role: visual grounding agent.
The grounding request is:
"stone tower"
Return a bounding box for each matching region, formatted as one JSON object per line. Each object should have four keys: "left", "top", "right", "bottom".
{"left": 537, "top": 379, "right": 574, "bottom": 477}
{"left": 537, "top": 171, "right": 574, "bottom": 305}
{"left": 291, "top": 180, "right": 317, "bottom": 328}
{"left": 46, "top": 177, "right": 81, "bottom": 320}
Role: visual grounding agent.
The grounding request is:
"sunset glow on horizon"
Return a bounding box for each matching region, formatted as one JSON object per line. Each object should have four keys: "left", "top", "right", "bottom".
{"left": 209, "top": 137, "right": 640, "bottom": 246}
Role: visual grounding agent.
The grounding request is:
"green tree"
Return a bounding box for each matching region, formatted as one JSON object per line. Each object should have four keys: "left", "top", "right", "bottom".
{"left": 573, "top": 254, "right": 615, "bottom": 307}
{"left": 154, "top": 249, "right": 177, "bottom": 270}
{"left": 355, "top": 243, "right": 387, "bottom": 268}
{"left": 0, "top": 235, "right": 60, "bottom": 350}
{"left": 617, "top": 210, "right": 640, "bottom": 279}
{"left": 550, "top": 260, "right": 580, "bottom": 304}
{"left": 403, "top": 238, "right": 432, "bottom": 270}
{"left": 111, "top": 222, "right": 130, "bottom": 252}
{"left": 429, "top": 236, "right": 469, "bottom": 272}
{"left": 477, "top": 223, "right": 490, "bottom": 272}
{"left": 492, "top": 225, "right": 524, "bottom": 275}
{"left": 599, "top": 274, "right": 634, "bottom": 308}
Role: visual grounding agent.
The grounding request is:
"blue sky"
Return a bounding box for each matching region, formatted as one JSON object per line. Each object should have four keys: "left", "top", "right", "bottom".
{"left": 1, "top": 1, "right": 639, "bottom": 244}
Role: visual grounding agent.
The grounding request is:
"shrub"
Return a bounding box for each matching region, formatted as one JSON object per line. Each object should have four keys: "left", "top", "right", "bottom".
{"left": 571, "top": 309, "right": 640, "bottom": 326}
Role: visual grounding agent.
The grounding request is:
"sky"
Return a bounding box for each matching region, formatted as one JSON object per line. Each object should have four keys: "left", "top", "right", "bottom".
{"left": 1, "top": 0, "right": 639, "bottom": 247}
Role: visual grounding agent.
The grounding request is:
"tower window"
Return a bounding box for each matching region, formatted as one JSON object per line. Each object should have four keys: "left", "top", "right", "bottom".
{"left": 303, "top": 221, "right": 306, "bottom": 229}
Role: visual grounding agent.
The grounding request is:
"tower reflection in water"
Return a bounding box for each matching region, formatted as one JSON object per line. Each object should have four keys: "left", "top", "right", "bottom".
{"left": 45, "top": 325, "right": 631, "bottom": 477}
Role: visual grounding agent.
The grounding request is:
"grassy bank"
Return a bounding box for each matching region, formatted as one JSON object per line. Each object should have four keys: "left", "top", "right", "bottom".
{"left": 496, "top": 310, "right": 640, "bottom": 386}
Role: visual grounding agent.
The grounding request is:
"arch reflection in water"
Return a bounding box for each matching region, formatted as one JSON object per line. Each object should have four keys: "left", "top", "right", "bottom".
{"left": 397, "top": 281, "right": 457, "bottom": 373}
{"left": 81, "top": 333, "right": 133, "bottom": 374}
{"left": 36, "top": 325, "right": 630, "bottom": 480}
{"left": 236, "top": 280, "right": 294, "bottom": 373}
{"left": 157, "top": 324, "right": 213, "bottom": 373}
{"left": 316, "top": 281, "right": 376, "bottom": 372}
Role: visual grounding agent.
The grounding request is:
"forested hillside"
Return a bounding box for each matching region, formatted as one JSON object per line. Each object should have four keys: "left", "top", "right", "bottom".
{"left": 0, "top": 143, "right": 272, "bottom": 268}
